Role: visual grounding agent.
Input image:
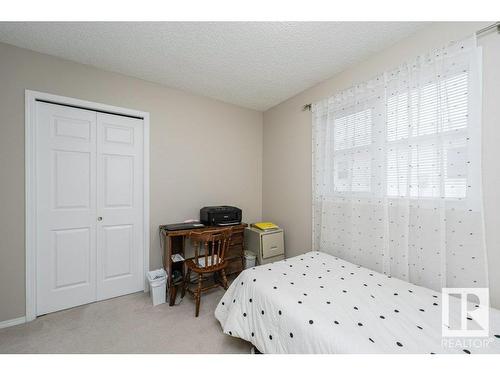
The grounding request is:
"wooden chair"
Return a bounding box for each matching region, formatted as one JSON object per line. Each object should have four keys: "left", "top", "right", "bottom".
{"left": 181, "top": 227, "right": 232, "bottom": 317}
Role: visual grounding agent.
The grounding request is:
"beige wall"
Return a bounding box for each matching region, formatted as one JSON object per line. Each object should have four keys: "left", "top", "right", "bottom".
{"left": 0, "top": 42, "right": 263, "bottom": 322}
{"left": 263, "top": 22, "right": 500, "bottom": 308}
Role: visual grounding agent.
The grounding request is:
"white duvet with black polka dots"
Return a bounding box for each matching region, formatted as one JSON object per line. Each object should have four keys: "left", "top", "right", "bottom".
{"left": 215, "top": 251, "right": 500, "bottom": 353}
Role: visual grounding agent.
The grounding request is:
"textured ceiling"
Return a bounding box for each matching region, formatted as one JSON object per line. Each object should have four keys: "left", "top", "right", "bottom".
{"left": 0, "top": 22, "right": 426, "bottom": 111}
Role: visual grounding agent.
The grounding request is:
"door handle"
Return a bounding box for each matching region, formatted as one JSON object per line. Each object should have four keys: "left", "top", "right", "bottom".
{"left": 97, "top": 217, "right": 103, "bottom": 221}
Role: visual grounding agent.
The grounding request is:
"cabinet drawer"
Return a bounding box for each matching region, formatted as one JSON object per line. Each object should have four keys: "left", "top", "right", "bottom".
{"left": 230, "top": 233, "right": 243, "bottom": 245}
{"left": 226, "top": 243, "right": 243, "bottom": 258}
{"left": 225, "top": 257, "right": 243, "bottom": 274}
{"left": 261, "top": 232, "right": 284, "bottom": 259}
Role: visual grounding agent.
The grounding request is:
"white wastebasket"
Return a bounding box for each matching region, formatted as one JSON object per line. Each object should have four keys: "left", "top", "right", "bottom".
{"left": 244, "top": 251, "right": 257, "bottom": 269}
{"left": 147, "top": 269, "right": 167, "bottom": 306}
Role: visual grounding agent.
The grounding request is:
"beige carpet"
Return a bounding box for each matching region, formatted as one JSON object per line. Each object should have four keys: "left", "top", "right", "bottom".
{"left": 0, "top": 287, "right": 252, "bottom": 354}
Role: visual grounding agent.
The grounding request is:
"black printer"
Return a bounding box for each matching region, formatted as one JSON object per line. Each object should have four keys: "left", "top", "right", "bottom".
{"left": 200, "top": 206, "right": 242, "bottom": 226}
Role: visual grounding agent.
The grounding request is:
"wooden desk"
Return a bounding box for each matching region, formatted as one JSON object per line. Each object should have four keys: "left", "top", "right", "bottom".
{"left": 160, "top": 223, "right": 247, "bottom": 306}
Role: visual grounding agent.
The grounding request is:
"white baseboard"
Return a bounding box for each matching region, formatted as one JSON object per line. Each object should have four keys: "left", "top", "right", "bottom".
{"left": 0, "top": 316, "right": 26, "bottom": 329}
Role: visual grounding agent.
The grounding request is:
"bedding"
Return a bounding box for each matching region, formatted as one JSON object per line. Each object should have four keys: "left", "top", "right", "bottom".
{"left": 215, "top": 251, "right": 500, "bottom": 354}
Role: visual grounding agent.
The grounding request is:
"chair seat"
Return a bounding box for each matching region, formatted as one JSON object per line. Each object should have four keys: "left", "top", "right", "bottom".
{"left": 186, "top": 258, "right": 227, "bottom": 273}
{"left": 197, "top": 254, "right": 219, "bottom": 268}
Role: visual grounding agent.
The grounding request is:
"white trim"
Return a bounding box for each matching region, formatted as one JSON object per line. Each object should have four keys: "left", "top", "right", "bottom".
{"left": 25, "top": 90, "right": 151, "bottom": 321}
{"left": 0, "top": 316, "right": 27, "bottom": 330}
{"left": 25, "top": 90, "right": 37, "bottom": 322}
{"left": 143, "top": 112, "right": 151, "bottom": 292}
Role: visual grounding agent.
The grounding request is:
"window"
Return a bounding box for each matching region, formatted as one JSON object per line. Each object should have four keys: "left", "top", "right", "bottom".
{"left": 332, "top": 109, "right": 372, "bottom": 193}
{"left": 386, "top": 72, "right": 469, "bottom": 199}
{"left": 328, "top": 72, "right": 469, "bottom": 199}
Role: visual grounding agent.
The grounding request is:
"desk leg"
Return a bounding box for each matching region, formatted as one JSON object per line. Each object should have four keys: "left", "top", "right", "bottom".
{"left": 164, "top": 235, "right": 175, "bottom": 306}
{"left": 165, "top": 233, "right": 187, "bottom": 306}
{"left": 169, "top": 284, "right": 177, "bottom": 306}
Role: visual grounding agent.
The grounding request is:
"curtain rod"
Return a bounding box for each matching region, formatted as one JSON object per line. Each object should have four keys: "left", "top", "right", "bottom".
{"left": 476, "top": 21, "right": 500, "bottom": 36}
{"left": 302, "top": 22, "right": 500, "bottom": 111}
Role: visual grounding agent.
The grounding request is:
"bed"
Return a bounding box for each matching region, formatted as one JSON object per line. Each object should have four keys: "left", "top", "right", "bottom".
{"left": 215, "top": 251, "right": 500, "bottom": 354}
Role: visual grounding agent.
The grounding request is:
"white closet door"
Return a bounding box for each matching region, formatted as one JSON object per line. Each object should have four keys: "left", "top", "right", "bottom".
{"left": 36, "top": 102, "right": 145, "bottom": 316}
{"left": 96, "top": 113, "right": 144, "bottom": 300}
{"left": 36, "top": 102, "right": 97, "bottom": 315}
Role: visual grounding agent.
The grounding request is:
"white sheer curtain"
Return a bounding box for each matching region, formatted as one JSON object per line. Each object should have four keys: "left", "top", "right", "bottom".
{"left": 312, "top": 37, "right": 487, "bottom": 292}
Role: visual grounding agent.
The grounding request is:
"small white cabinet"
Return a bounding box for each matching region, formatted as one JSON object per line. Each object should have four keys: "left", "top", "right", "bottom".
{"left": 244, "top": 227, "right": 284, "bottom": 265}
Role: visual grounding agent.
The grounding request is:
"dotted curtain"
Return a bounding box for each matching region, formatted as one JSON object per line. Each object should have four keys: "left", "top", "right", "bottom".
{"left": 312, "top": 36, "right": 487, "bottom": 292}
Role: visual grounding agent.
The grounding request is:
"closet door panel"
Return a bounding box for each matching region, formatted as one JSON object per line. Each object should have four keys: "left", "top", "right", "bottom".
{"left": 96, "top": 113, "right": 144, "bottom": 300}
{"left": 36, "top": 102, "right": 97, "bottom": 315}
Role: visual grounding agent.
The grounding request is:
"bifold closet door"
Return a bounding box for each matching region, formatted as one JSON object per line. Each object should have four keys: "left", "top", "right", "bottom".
{"left": 96, "top": 112, "right": 144, "bottom": 301}
{"left": 36, "top": 102, "right": 98, "bottom": 315}
{"left": 36, "top": 102, "right": 144, "bottom": 316}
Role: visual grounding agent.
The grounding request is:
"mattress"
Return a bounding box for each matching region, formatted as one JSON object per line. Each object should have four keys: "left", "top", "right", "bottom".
{"left": 215, "top": 251, "right": 500, "bottom": 354}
